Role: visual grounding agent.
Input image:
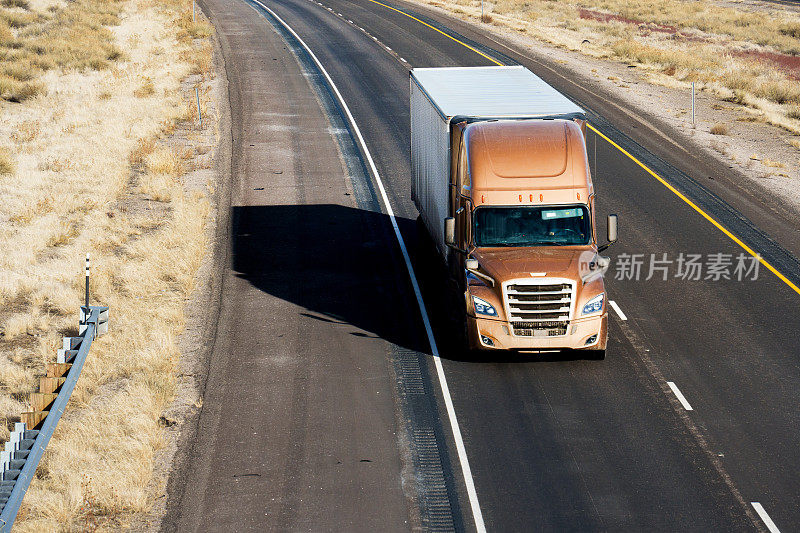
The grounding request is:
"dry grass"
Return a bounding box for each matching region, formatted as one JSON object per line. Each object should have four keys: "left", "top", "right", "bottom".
{"left": 710, "top": 123, "right": 728, "bottom": 135}
{"left": 181, "top": 38, "right": 212, "bottom": 75}
{"left": 0, "top": 148, "right": 15, "bottom": 174}
{"left": 134, "top": 76, "right": 155, "bottom": 97}
{"left": 0, "top": 0, "right": 126, "bottom": 103}
{"left": 0, "top": 0, "right": 218, "bottom": 529}
{"left": 2, "top": 0, "right": 30, "bottom": 8}
{"left": 419, "top": 0, "right": 800, "bottom": 133}
{"left": 762, "top": 159, "right": 785, "bottom": 168}
{"left": 129, "top": 136, "right": 156, "bottom": 167}
{"left": 11, "top": 120, "right": 40, "bottom": 143}
{"left": 780, "top": 22, "right": 800, "bottom": 39}
{"left": 0, "top": 75, "right": 45, "bottom": 102}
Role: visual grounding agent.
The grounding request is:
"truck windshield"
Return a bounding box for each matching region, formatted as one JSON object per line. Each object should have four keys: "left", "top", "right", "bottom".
{"left": 474, "top": 205, "right": 591, "bottom": 247}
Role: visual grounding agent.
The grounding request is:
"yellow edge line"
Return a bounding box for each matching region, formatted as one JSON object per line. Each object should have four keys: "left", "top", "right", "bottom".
{"left": 364, "top": 0, "right": 800, "bottom": 296}
{"left": 587, "top": 124, "right": 800, "bottom": 296}
{"left": 365, "top": 0, "right": 502, "bottom": 65}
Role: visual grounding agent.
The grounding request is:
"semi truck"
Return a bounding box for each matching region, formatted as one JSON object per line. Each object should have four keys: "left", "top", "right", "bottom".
{"left": 411, "top": 66, "right": 617, "bottom": 357}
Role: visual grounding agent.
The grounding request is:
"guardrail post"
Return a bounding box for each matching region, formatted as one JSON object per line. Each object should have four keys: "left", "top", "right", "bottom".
{"left": 0, "top": 285, "right": 108, "bottom": 530}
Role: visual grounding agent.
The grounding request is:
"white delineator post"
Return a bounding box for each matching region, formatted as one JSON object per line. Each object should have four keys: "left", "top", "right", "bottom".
{"left": 85, "top": 253, "right": 90, "bottom": 310}
{"left": 79, "top": 252, "right": 90, "bottom": 335}
{"left": 692, "top": 82, "right": 695, "bottom": 127}
{"left": 195, "top": 87, "right": 202, "bottom": 128}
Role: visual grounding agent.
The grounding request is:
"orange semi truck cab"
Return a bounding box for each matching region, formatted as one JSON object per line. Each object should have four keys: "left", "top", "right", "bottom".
{"left": 410, "top": 66, "right": 617, "bottom": 356}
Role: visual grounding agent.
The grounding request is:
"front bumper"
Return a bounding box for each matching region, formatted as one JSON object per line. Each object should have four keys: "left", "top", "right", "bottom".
{"left": 468, "top": 313, "right": 608, "bottom": 351}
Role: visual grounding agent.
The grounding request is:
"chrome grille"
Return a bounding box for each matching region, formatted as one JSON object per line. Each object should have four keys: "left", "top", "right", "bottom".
{"left": 504, "top": 279, "right": 574, "bottom": 337}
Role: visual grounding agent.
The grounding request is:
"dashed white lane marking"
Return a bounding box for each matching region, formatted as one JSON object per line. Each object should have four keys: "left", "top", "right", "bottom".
{"left": 287, "top": 4, "right": 785, "bottom": 532}
{"left": 752, "top": 503, "right": 781, "bottom": 533}
{"left": 609, "top": 299, "right": 627, "bottom": 320}
{"left": 247, "top": 2, "right": 486, "bottom": 531}
{"left": 667, "top": 381, "right": 694, "bottom": 411}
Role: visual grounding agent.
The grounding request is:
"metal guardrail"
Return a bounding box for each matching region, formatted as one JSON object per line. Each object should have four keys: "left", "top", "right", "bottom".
{"left": 0, "top": 305, "right": 108, "bottom": 531}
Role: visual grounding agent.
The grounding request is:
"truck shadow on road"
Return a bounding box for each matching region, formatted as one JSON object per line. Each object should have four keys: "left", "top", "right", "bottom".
{"left": 232, "top": 203, "right": 596, "bottom": 363}
{"left": 231, "top": 203, "right": 429, "bottom": 353}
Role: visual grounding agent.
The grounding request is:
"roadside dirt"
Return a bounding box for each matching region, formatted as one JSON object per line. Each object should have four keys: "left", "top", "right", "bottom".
{"left": 129, "top": 6, "right": 229, "bottom": 532}
{"left": 0, "top": 0, "right": 221, "bottom": 528}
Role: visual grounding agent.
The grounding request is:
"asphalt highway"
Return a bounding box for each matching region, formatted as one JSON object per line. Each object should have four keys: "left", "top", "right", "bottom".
{"left": 165, "top": 0, "right": 800, "bottom": 531}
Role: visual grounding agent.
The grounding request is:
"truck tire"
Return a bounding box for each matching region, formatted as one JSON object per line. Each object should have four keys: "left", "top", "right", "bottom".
{"left": 448, "top": 286, "right": 475, "bottom": 359}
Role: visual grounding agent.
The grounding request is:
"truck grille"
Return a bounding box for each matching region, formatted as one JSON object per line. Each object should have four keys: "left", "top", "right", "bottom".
{"left": 504, "top": 280, "right": 574, "bottom": 337}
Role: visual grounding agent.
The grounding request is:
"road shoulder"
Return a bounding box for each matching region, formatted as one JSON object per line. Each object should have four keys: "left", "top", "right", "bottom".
{"left": 157, "top": 0, "right": 417, "bottom": 530}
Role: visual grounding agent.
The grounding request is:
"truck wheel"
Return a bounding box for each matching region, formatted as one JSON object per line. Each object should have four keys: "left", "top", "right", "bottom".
{"left": 444, "top": 286, "right": 473, "bottom": 359}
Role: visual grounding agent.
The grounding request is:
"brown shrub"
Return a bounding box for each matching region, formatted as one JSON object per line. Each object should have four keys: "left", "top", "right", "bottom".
{"left": 146, "top": 147, "right": 185, "bottom": 177}
{"left": 0, "top": 11, "right": 38, "bottom": 28}
{"left": 177, "top": 15, "right": 213, "bottom": 41}
{"left": 133, "top": 78, "right": 155, "bottom": 98}
{"left": 1, "top": 0, "right": 30, "bottom": 8}
{"left": 0, "top": 75, "right": 45, "bottom": 102}
{"left": 780, "top": 22, "right": 800, "bottom": 38}
{"left": 0, "top": 149, "right": 16, "bottom": 175}
{"left": 129, "top": 138, "right": 157, "bottom": 167}
{"left": 710, "top": 123, "right": 728, "bottom": 135}
{"left": 0, "top": 21, "right": 14, "bottom": 46}
{"left": 754, "top": 79, "right": 800, "bottom": 105}
{"left": 2, "top": 59, "right": 39, "bottom": 81}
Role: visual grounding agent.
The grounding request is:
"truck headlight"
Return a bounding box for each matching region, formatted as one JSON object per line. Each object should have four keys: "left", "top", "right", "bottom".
{"left": 581, "top": 293, "right": 604, "bottom": 315}
{"left": 472, "top": 296, "right": 498, "bottom": 317}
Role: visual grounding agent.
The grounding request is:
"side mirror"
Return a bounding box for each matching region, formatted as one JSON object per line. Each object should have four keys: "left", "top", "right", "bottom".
{"left": 597, "top": 214, "right": 618, "bottom": 253}
{"left": 464, "top": 257, "right": 495, "bottom": 287}
{"left": 444, "top": 217, "right": 456, "bottom": 248}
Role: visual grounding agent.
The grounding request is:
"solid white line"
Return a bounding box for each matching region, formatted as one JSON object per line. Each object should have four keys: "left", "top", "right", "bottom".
{"left": 249, "top": 2, "right": 486, "bottom": 531}
{"left": 609, "top": 300, "right": 627, "bottom": 321}
{"left": 752, "top": 503, "right": 781, "bottom": 533}
{"left": 666, "top": 381, "right": 694, "bottom": 411}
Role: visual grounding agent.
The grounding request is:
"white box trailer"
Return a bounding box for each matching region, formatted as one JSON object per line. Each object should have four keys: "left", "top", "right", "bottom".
{"left": 410, "top": 66, "right": 585, "bottom": 256}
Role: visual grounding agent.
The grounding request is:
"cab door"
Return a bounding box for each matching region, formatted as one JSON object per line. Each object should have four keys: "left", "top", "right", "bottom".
{"left": 450, "top": 121, "right": 467, "bottom": 219}
{"left": 455, "top": 140, "right": 470, "bottom": 252}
